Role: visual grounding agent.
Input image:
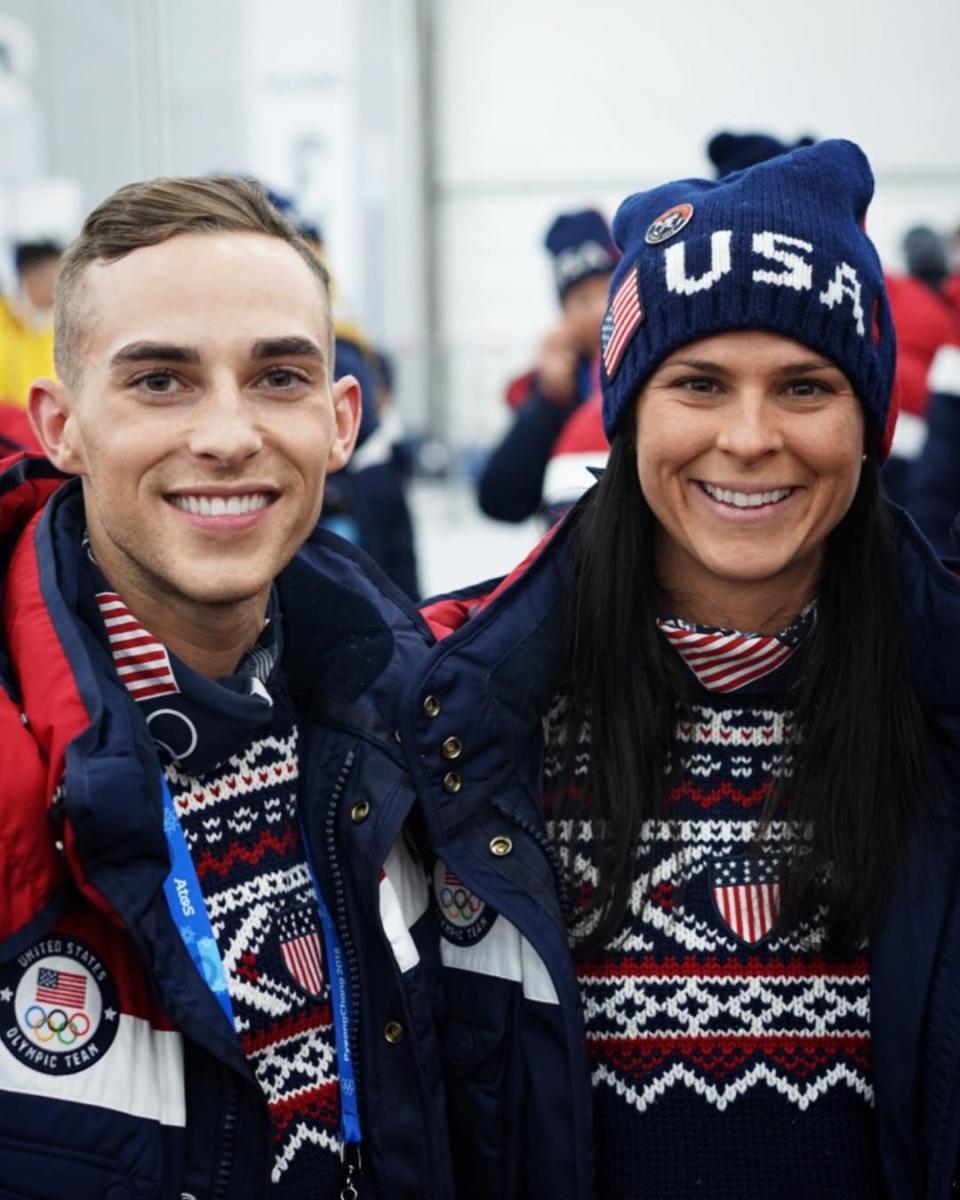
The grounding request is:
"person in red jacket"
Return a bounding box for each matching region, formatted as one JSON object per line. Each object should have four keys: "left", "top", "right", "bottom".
{"left": 883, "top": 226, "right": 960, "bottom": 501}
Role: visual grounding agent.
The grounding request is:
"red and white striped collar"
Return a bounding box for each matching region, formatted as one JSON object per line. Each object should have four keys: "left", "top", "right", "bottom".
{"left": 656, "top": 602, "right": 816, "bottom": 694}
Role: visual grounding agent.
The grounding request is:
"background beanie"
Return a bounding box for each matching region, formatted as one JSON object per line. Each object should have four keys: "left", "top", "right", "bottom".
{"left": 544, "top": 209, "right": 620, "bottom": 300}
{"left": 707, "top": 130, "right": 816, "bottom": 178}
{"left": 599, "top": 139, "right": 898, "bottom": 458}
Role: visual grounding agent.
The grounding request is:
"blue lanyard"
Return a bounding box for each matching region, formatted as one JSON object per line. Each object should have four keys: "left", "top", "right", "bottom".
{"left": 159, "top": 774, "right": 361, "bottom": 1147}
{"left": 299, "top": 819, "right": 361, "bottom": 1147}
{"left": 160, "top": 775, "right": 235, "bottom": 1027}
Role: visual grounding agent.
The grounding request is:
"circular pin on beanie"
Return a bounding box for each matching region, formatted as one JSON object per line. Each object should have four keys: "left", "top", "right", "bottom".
{"left": 645, "top": 203, "right": 694, "bottom": 245}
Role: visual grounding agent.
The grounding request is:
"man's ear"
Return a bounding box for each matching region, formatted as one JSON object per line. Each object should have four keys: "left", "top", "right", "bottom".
{"left": 326, "top": 374, "right": 362, "bottom": 473}
{"left": 29, "top": 378, "right": 85, "bottom": 475}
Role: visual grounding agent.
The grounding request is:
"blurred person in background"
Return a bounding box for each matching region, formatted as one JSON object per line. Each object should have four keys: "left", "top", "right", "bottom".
{"left": 0, "top": 176, "right": 451, "bottom": 1199}
{"left": 0, "top": 239, "right": 60, "bottom": 408}
{"left": 476, "top": 208, "right": 617, "bottom": 524}
{"left": 944, "top": 222, "right": 960, "bottom": 309}
{"left": 883, "top": 225, "right": 960, "bottom": 502}
{"left": 346, "top": 348, "right": 420, "bottom": 599}
{"left": 905, "top": 342, "right": 960, "bottom": 555}
{"left": 266, "top": 189, "right": 421, "bottom": 597}
{"left": 0, "top": 240, "right": 59, "bottom": 453}
{"left": 707, "top": 129, "right": 816, "bottom": 177}
{"left": 413, "top": 140, "right": 960, "bottom": 1199}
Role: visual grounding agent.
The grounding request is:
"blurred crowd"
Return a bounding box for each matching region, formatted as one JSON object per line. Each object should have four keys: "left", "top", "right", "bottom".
{"left": 2, "top": 128, "right": 960, "bottom": 589}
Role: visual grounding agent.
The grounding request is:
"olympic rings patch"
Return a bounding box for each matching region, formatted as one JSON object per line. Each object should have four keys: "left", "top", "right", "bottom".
{"left": 0, "top": 935, "right": 119, "bottom": 1074}
{"left": 432, "top": 859, "right": 497, "bottom": 947}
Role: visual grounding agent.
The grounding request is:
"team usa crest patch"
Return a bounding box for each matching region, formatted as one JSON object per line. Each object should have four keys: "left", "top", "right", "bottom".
{"left": 0, "top": 936, "right": 119, "bottom": 1074}
{"left": 644, "top": 202, "right": 694, "bottom": 245}
{"left": 711, "top": 856, "right": 782, "bottom": 945}
{"left": 433, "top": 859, "right": 497, "bottom": 946}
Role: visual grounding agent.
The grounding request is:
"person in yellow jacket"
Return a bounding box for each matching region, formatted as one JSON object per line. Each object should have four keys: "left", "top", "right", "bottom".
{"left": 0, "top": 240, "right": 60, "bottom": 407}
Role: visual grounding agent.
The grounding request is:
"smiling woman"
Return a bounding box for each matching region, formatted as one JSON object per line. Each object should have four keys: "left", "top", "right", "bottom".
{"left": 547, "top": 144, "right": 935, "bottom": 1196}
{"left": 635, "top": 330, "right": 865, "bottom": 632}
{"left": 421, "top": 139, "right": 960, "bottom": 1200}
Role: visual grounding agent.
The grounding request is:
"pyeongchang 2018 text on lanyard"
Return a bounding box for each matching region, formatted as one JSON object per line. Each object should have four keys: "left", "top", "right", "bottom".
{"left": 158, "top": 774, "right": 362, "bottom": 1151}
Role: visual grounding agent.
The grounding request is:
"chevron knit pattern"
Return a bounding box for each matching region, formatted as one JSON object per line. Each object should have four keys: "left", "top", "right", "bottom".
{"left": 165, "top": 714, "right": 343, "bottom": 1197}
{"left": 543, "top": 695, "right": 880, "bottom": 1197}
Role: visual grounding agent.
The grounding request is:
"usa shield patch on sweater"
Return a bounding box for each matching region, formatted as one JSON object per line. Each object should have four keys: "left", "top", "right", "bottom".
{"left": 711, "top": 856, "right": 782, "bottom": 944}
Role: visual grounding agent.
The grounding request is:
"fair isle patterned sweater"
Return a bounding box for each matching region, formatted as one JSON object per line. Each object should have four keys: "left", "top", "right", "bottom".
{"left": 543, "top": 612, "right": 881, "bottom": 1198}
{"left": 163, "top": 715, "right": 346, "bottom": 1196}
{"left": 81, "top": 566, "right": 348, "bottom": 1197}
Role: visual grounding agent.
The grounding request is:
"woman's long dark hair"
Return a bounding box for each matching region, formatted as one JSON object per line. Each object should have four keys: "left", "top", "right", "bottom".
{"left": 553, "top": 417, "right": 935, "bottom": 955}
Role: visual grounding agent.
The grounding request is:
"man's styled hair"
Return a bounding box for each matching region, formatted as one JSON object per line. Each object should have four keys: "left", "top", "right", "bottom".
{"left": 54, "top": 175, "right": 332, "bottom": 386}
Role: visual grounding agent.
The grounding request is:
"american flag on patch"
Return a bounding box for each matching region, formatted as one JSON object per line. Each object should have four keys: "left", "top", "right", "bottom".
{"left": 655, "top": 606, "right": 814, "bottom": 693}
{"left": 601, "top": 265, "right": 643, "bottom": 379}
{"left": 278, "top": 906, "right": 325, "bottom": 998}
{"left": 36, "top": 967, "right": 87, "bottom": 1008}
{"left": 712, "top": 856, "right": 781, "bottom": 944}
{"left": 96, "top": 592, "right": 179, "bottom": 701}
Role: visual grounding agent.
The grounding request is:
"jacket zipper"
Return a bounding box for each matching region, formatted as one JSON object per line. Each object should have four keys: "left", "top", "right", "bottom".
{"left": 323, "top": 750, "right": 364, "bottom": 1193}
{"left": 491, "top": 797, "right": 573, "bottom": 923}
{"left": 212, "top": 1068, "right": 239, "bottom": 1200}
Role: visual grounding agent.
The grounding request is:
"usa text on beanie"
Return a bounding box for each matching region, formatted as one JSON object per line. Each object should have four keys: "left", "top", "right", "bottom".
{"left": 599, "top": 139, "right": 898, "bottom": 458}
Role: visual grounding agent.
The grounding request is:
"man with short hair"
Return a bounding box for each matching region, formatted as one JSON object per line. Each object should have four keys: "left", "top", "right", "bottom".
{"left": 0, "top": 177, "right": 449, "bottom": 1198}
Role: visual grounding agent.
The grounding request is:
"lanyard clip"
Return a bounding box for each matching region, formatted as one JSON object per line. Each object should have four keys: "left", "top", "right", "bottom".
{"left": 340, "top": 1142, "right": 362, "bottom": 1200}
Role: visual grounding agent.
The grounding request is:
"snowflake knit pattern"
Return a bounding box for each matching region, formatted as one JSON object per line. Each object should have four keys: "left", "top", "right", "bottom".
{"left": 164, "top": 706, "right": 346, "bottom": 1197}
{"left": 544, "top": 687, "right": 880, "bottom": 1198}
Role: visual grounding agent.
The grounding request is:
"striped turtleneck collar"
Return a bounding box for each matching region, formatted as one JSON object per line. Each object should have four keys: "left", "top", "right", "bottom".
{"left": 656, "top": 602, "right": 816, "bottom": 694}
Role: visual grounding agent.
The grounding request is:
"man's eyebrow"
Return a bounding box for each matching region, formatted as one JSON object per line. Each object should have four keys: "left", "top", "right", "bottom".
{"left": 251, "top": 337, "right": 326, "bottom": 363}
{"left": 109, "top": 341, "right": 201, "bottom": 368}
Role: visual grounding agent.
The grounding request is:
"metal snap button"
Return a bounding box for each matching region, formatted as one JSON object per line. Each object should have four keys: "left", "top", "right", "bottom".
{"left": 422, "top": 694, "right": 441, "bottom": 718}
{"left": 442, "top": 771, "right": 462, "bottom": 794}
{"left": 441, "top": 736, "right": 463, "bottom": 761}
{"left": 489, "top": 836, "right": 513, "bottom": 857}
{"left": 350, "top": 800, "right": 370, "bottom": 824}
{"left": 384, "top": 1021, "right": 405, "bottom": 1044}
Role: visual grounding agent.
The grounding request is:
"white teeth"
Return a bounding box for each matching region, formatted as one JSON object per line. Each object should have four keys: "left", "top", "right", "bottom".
{"left": 701, "top": 483, "right": 792, "bottom": 508}
{"left": 170, "top": 492, "right": 271, "bottom": 516}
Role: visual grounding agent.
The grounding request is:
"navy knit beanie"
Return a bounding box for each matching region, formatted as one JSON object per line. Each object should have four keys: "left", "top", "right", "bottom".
{"left": 599, "top": 139, "right": 898, "bottom": 458}
{"left": 544, "top": 209, "right": 619, "bottom": 300}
